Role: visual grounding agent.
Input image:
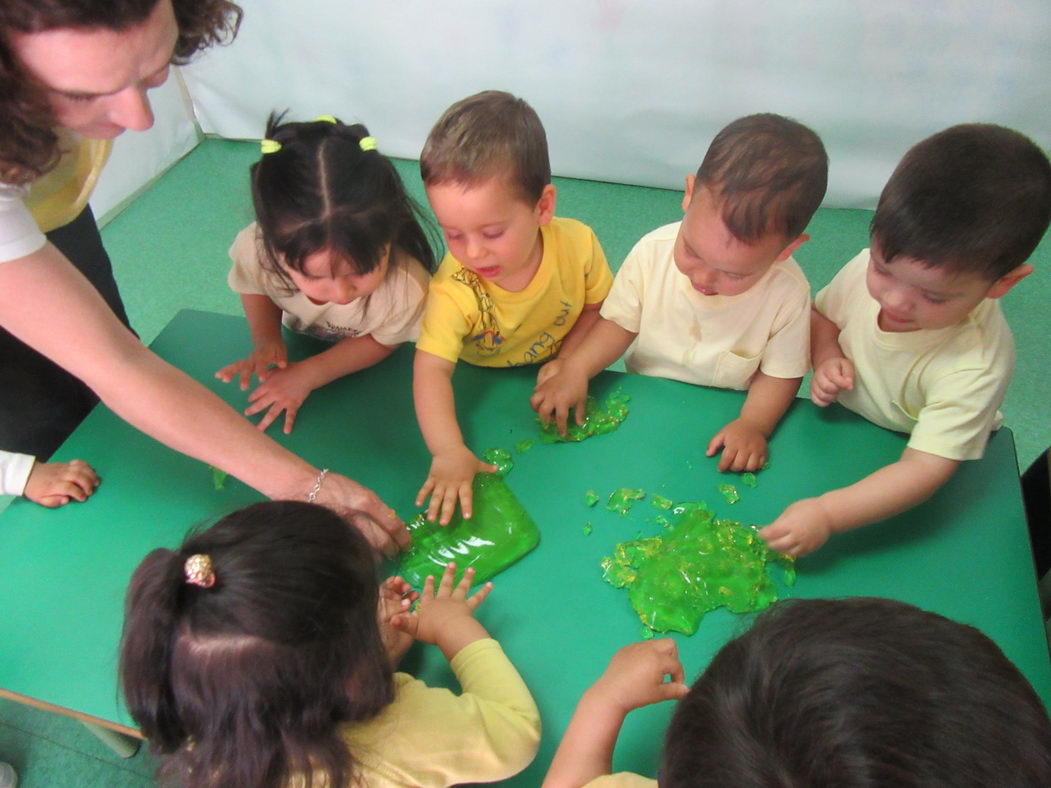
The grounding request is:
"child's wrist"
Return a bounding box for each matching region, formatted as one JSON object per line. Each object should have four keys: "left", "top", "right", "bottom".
{"left": 436, "top": 617, "right": 489, "bottom": 660}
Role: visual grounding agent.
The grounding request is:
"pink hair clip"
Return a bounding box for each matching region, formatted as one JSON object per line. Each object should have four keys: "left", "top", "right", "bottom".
{"left": 184, "top": 554, "right": 216, "bottom": 588}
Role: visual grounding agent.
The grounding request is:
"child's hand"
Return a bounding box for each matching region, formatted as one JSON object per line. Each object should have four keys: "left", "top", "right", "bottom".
{"left": 811, "top": 357, "right": 854, "bottom": 407}
{"left": 391, "top": 563, "right": 492, "bottom": 659}
{"left": 530, "top": 365, "right": 589, "bottom": 437}
{"left": 535, "top": 358, "right": 563, "bottom": 387}
{"left": 377, "top": 575, "right": 420, "bottom": 666}
{"left": 589, "top": 639, "right": 689, "bottom": 714}
{"left": 759, "top": 497, "right": 834, "bottom": 556}
{"left": 22, "top": 459, "right": 100, "bottom": 508}
{"left": 215, "top": 340, "right": 288, "bottom": 391}
{"left": 416, "top": 447, "right": 498, "bottom": 525}
{"left": 243, "top": 362, "right": 317, "bottom": 434}
{"left": 706, "top": 418, "right": 769, "bottom": 472}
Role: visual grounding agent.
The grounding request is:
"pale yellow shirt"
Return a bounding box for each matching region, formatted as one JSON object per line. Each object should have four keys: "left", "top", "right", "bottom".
{"left": 341, "top": 638, "right": 541, "bottom": 787}
{"left": 416, "top": 216, "right": 612, "bottom": 367}
{"left": 583, "top": 773, "right": 656, "bottom": 787}
{"left": 601, "top": 222, "right": 810, "bottom": 389}
{"left": 228, "top": 223, "right": 430, "bottom": 346}
{"left": 816, "top": 250, "right": 1013, "bottom": 461}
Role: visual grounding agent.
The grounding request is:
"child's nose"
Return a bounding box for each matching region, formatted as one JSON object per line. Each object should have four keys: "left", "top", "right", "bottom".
{"left": 464, "top": 236, "right": 486, "bottom": 261}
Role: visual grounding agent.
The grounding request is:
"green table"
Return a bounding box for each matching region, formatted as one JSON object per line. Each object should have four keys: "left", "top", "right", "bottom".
{"left": 1, "top": 309, "right": 1048, "bottom": 782}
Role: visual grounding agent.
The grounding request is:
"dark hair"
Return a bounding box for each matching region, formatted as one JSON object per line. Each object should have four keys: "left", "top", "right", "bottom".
{"left": 119, "top": 501, "right": 393, "bottom": 788}
{"left": 420, "top": 90, "right": 551, "bottom": 204}
{"left": 252, "top": 112, "right": 437, "bottom": 298}
{"left": 695, "top": 113, "right": 828, "bottom": 242}
{"left": 0, "top": 0, "right": 242, "bottom": 185}
{"left": 660, "top": 597, "right": 1051, "bottom": 787}
{"left": 870, "top": 124, "right": 1051, "bottom": 280}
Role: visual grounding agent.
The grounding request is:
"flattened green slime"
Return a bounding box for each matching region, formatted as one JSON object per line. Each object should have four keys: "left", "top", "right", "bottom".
{"left": 718, "top": 483, "right": 740, "bottom": 504}
{"left": 514, "top": 438, "right": 534, "bottom": 454}
{"left": 650, "top": 494, "right": 673, "bottom": 510}
{"left": 483, "top": 447, "right": 514, "bottom": 476}
{"left": 582, "top": 522, "right": 593, "bottom": 536}
{"left": 210, "top": 466, "right": 228, "bottom": 491}
{"left": 584, "top": 489, "right": 600, "bottom": 507}
{"left": 606, "top": 488, "right": 645, "bottom": 516}
{"left": 399, "top": 473, "right": 539, "bottom": 587}
{"left": 741, "top": 472, "right": 758, "bottom": 488}
{"left": 601, "top": 501, "right": 794, "bottom": 635}
{"left": 538, "top": 387, "right": 630, "bottom": 443}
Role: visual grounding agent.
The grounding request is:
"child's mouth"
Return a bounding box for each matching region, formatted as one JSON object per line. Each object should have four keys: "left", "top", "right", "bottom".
{"left": 477, "top": 266, "right": 501, "bottom": 278}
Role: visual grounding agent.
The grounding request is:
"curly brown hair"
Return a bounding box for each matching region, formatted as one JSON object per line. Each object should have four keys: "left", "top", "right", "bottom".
{"left": 0, "top": 0, "right": 242, "bottom": 185}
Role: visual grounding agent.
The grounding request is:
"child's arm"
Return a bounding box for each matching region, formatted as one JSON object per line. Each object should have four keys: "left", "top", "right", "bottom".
{"left": 390, "top": 562, "right": 493, "bottom": 658}
{"left": 2, "top": 451, "right": 100, "bottom": 508}
{"left": 810, "top": 305, "right": 854, "bottom": 407}
{"left": 543, "top": 640, "right": 689, "bottom": 788}
{"left": 530, "top": 317, "right": 637, "bottom": 436}
{"left": 707, "top": 372, "right": 802, "bottom": 472}
{"left": 536, "top": 301, "right": 605, "bottom": 386}
{"left": 215, "top": 294, "right": 288, "bottom": 390}
{"left": 414, "top": 349, "right": 497, "bottom": 524}
{"left": 243, "top": 334, "right": 396, "bottom": 434}
{"left": 760, "top": 447, "right": 959, "bottom": 555}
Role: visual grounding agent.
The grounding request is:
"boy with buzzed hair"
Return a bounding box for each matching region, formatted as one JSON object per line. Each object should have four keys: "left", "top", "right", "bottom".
{"left": 414, "top": 90, "right": 613, "bottom": 525}
{"left": 762, "top": 124, "right": 1051, "bottom": 556}
{"left": 532, "top": 113, "right": 828, "bottom": 473}
{"left": 544, "top": 598, "right": 1051, "bottom": 787}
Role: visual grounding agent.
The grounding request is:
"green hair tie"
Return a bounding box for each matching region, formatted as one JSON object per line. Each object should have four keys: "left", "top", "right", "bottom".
{"left": 359, "top": 136, "right": 378, "bottom": 152}
{"left": 260, "top": 138, "right": 282, "bottom": 155}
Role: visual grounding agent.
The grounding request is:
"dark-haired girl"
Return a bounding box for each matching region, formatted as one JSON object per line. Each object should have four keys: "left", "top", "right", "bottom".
{"left": 216, "top": 114, "right": 436, "bottom": 434}
{"left": 120, "top": 501, "right": 540, "bottom": 787}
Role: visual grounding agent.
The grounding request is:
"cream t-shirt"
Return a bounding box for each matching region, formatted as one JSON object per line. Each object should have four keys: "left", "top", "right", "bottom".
{"left": 601, "top": 222, "right": 811, "bottom": 389}
{"left": 227, "top": 223, "right": 430, "bottom": 345}
{"left": 583, "top": 773, "right": 656, "bottom": 787}
{"left": 816, "top": 250, "right": 1013, "bottom": 461}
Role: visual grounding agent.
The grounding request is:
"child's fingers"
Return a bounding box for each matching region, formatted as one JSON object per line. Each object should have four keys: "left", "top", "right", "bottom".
{"left": 706, "top": 431, "right": 725, "bottom": 459}
{"left": 456, "top": 483, "right": 473, "bottom": 521}
{"left": 415, "top": 478, "right": 435, "bottom": 508}
{"left": 573, "top": 397, "right": 587, "bottom": 426}
{"left": 555, "top": 403, "right": 570, "bottom": 437}
{"left": 451, "top": 565, "right": 475, "bottom": 600}
{"left": 466, "top": 580, "right": 494, "bottom": 611}
{"left": 435, "top": 562, "right": 458, "bottom": 597}
{"left": 390, "top": 611, "right": 419, "bottom": 638}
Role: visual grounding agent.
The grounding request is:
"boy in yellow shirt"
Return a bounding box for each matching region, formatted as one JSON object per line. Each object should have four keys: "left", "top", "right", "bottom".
{"left": 531, "top": 114, "right": 827, "bottom": 472}
{"left": 414, "top": 91, "right": 613, "bottom": 524}
{"left": 762, "top": 124, "right": 1051, "bottom": 556}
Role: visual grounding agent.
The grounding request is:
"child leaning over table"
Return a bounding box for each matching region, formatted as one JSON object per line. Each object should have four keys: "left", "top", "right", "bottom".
{"left": 531, "top": 113, "right": 828, "bottom": 472}
{"left": 761, "top": 124, "right": 1051, "bottom": 557}
{"left": 414, "top": 90, "right": 613, "bottom": 525}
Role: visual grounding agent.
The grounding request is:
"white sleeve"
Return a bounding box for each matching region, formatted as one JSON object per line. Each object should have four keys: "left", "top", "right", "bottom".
{"left": 0, "top": 450, "right": 35, "bottom": 496}
{"left": 226, "top": 223, "right": 270, "bottom": 296}
{"left": 0, "top": 184, "right": 47, "bottom": 263}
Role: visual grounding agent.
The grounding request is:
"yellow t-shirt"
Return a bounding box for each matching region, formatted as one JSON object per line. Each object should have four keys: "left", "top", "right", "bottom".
{"left": 416, "top": 216, "right": 612, "bottom": 367}
{"left": 815, "top": 250, "right": 1014, "bottom": 461}
{"left": 340, "top": 638, "right": 541, "bottom": 787}
{"left": 25, "top": 132, "right": 111, "bottom": 232}
{"left": 583, "top": 773, "right": 657, "bottom": 787}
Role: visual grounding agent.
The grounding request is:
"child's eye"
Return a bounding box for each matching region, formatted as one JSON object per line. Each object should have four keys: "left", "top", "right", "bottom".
{"left": 444, "top": 230, "right": 463, "bottom": 241}
{"left": 724, "top": 272, "right": 746, "bottom": 281}
{"left": 482, "top": 230, "right": 504, "bottom": 240}
{"left": 923, "top": 294, "right": 947, "bottom": 304}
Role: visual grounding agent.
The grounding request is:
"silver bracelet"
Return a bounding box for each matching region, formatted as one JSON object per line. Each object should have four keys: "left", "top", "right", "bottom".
{"left": 307, "top": 468, "right": 329, "bottom": 503}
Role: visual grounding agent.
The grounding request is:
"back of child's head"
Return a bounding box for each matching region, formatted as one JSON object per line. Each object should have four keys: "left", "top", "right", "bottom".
{"left": 871, "top": 123, "right": 1051, "bottom": 280}
{"left": 252, "top": 111, "right": 437, "bottom": 289}
{"left": 119, "top": 501, "right": 392, "bottom": 788}
{"left": 695, "top": 113, "right": 828, "bottom": 243}
{"left": 661, "top": 597, "right": 1051, "bottom": 787}
{"left": 420, "top": 90, "right": 551, "bottom": 204}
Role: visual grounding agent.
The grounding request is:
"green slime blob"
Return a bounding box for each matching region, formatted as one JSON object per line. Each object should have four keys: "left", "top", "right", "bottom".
{"left": 584, "top": 489, "right": 600, "bottom": 507}
{"left": 601, "top": 501, "right": 793, "bottom": 635}
{"left": 650, "top": 494, "right": 674, "bottom": 510}
{"left": 718, "top": 483, "right": 740, "bottom": 504}
{"left": 606, "top": 488, "right": 645, "bottom": 516}
{"left": 210, "top": 466, "right": 228, "bottom": 491}
{"left": 582, "top": 522, "right": 593, "bottom": 536}
{"left": 741, "top": 472, "right": 758, "bottom": 488}
{"left": 399, "top": 473, "right": 539, "bottom": 587}
{"left": 538, "top": 387, "right": 630, "bottom": 443}
{"left": 482, "top": 447, "right": 514, "bottom": 476}
{"left": 514, "top": 438, "right": 535, "bottom": 454}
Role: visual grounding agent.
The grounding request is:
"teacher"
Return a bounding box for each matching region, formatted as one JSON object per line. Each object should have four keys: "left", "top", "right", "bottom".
{"left": 0, "top": 0, "right": 408, "bottom": 553}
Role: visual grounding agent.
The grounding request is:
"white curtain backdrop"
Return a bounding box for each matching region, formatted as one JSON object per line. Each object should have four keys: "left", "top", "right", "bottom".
{"left": 106, "top": 0, "right": 1051, "bottom": 211}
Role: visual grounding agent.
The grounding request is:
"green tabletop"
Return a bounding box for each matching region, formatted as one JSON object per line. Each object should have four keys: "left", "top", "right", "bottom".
{"left": 1, "top": 309, "right": 1048, "bottom": 783}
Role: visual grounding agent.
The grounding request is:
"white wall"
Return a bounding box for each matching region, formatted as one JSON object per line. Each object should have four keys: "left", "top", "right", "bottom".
{"left": 90, "top": 71, "right": 199, "bottom": 225}
{"left": 176, "top": 0, "right": 1051, "bottom": 209}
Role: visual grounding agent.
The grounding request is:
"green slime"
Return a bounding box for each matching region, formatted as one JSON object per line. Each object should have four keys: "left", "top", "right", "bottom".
{"left": 601, "top": 501, "right": 794, "bottom": 635}
{"left": 514, "top": 438, "right": 535, "bottom": 454}
{"left": 210, "top": 466, "right": 228, "bottom": 491}
{"left": 606, "top": 488, "right": 645, "bottom": 516}
{"left": 741, "top": 472, "right": 758, "bottom": 488}
{"left": 718, "top": 483, "right": 740, "bottom": 504}
{"left": 538, "top": 387, "right": 630, "bottom": 443}
{"left": 482, "top": 447, "right": 514, "bottom": 476}
{"left": 399, "top": 473, "right": 539, "bottom": 587}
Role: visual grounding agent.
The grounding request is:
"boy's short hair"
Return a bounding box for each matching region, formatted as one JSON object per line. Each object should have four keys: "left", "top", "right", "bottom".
{"left": 661, "top": 597, "right": 1051, "bottom": 787}
{"left": 696, "top": 113, "right": 828, "bottom": 242}
{"left": 420, "top": 90, "right": 551, "bottom": 204}
{"left": 871, "top": 124, "right": 1051, "bottom": 280}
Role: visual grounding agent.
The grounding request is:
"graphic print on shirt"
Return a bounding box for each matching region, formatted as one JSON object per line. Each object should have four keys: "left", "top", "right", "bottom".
{"left": 453, "top": 267, "right": 504, "bottom": 357}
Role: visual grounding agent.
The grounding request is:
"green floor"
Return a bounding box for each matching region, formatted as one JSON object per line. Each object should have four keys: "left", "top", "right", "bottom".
{"left": 4, "top": 138, "right": 1049, "bottom": 785}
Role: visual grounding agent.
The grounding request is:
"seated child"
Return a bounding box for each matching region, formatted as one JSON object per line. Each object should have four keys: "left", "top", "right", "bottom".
{"left": 217, "top": 113, "right": 435, "bottom": 434}
{"left": 762, "top": 124, "right": 1051, "bottom": 556}
{"left": 414, "top": 90, "right": 613, "bottom": 523}
{"left": 544, "top": 597, "right": 1051, "bottom": 787}
{"left": 0, "top": 450, "right": 98, "bottom": 507}
{"left": 531, "top": 114, "right": 828, "bottom": 472}
{"left": 119, "top": 501, "right": 540, "bottom": 787}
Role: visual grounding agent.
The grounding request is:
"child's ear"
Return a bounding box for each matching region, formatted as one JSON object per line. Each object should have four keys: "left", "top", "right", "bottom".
{"left": 986, "top": 263, "right": 1033, "bottom": 299}
{"left": 534, "top": 184, "right": 557, "bottom": 225}
{"left": 681, "top": 174, "right": 697, "bottom": 213}
{"left": 775, "top": 234, "right": 810, "bottom": 262}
